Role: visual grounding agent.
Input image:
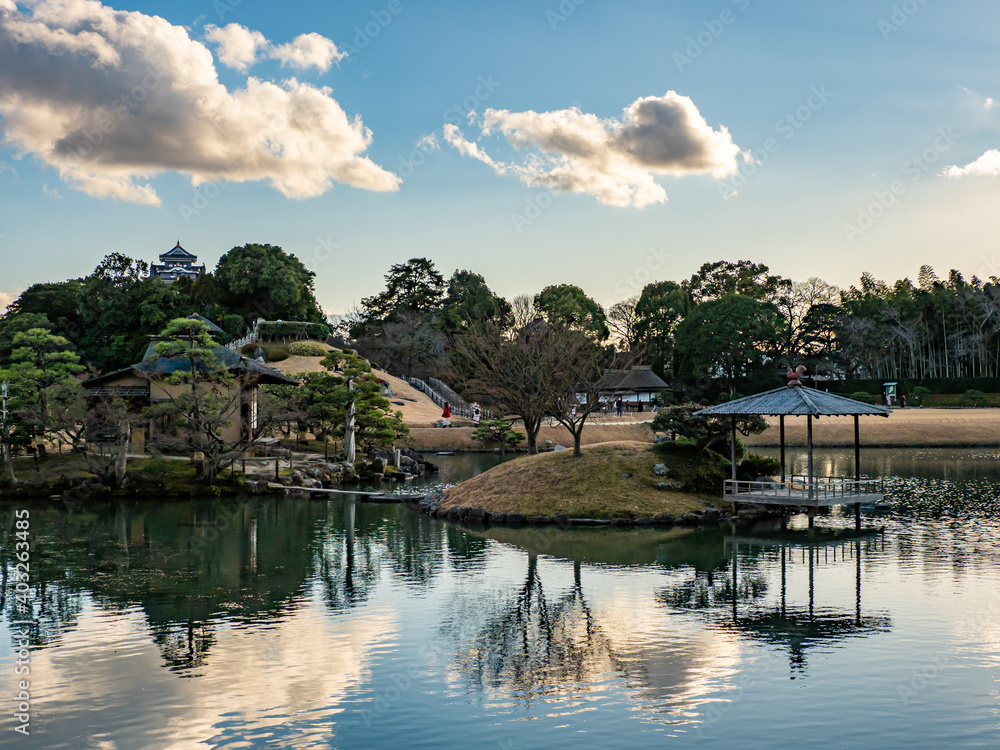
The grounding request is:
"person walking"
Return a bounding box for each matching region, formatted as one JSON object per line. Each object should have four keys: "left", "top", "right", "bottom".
{"left": 442, "top": 403, "right": 451, "bottom": 427}
{"left": 615, "top": 398, "right": 623, "bottom": 417}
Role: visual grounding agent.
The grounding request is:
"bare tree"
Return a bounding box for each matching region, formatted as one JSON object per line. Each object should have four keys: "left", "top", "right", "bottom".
{"left": 452, "top": 322, "right": 553, "bottom": 454}
{"left": 539, "top": 328, "right": 620, "bottom": 457}
{"left": 606, "top": 296, "right": 641, "bottom": 352}
{"left": 510, "top": 294, "right": 538, "bottom": 329}
{"left": 82, "top": 394, "right": 137, "bottom": 487}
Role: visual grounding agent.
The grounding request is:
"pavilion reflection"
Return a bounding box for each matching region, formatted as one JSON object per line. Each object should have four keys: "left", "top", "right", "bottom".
{"left": 657, "top": 521, "right": 892, "bottom": 675}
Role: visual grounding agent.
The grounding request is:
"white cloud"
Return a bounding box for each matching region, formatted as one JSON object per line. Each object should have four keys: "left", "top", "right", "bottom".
{"left": 0, "top": 1, "right": 398, "bottom": 206}
{"left": 0, "top": 291, "right": 16, "bottom": 315}
{"left": 203, "top": 23, "right": 267, "bottom": 72}
{"left": 204, "top": 25, "right": 345, "bottom": 73}
{"left": 942, "top": 149, "right": 1000, "bottom": 178}
{"left": 443, "top": 91, "right": 744, "bottom": 207}
{"left": 42, "top": 184, "right": 63, "bottom": 199}
{"left": 271, "top": 33, "right": 345, "bottom": 72}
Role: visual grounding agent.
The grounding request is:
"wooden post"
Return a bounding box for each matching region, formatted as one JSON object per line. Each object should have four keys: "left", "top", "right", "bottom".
{"left": 730, "top": 416, "right": 737, "bottom": 480}
{"left": 853, "top": 415, "right": 860, "bottom": 482}
{"left": 806, "top": 414, "right": 814, "bottom": 501}
{"left": 855, "top": 502, "right": 861, "bottom": 531}
{"left": 779, "top": 415, "right": 786, "bottom": 483}
{"left": 275, "top": 457, "right": 279, "bottom": 481}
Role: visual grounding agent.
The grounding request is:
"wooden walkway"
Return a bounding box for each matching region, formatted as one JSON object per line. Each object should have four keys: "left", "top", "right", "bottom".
{"left": 724, "top": 476, "right": 884, "bottom": 508}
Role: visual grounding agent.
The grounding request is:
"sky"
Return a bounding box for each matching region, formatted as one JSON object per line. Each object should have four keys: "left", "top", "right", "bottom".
{"left": 2, "top": 0, "right": 1000, "bottom": 316}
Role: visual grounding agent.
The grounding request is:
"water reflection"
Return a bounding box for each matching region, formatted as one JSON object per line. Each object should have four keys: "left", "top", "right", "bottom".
{"left": 657, "top": 523, "right": 892, "bottom": 676}
{"left": 1, "top": 451, "right": 999, "bottom": 748}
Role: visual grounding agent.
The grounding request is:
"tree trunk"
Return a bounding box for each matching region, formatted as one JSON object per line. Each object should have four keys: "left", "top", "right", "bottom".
{"left": 573, "top": 429, "right": 582, "bottom": 457}
{"left": 523, "top": 415, "right": 541, "bottom": 455}
{"left": 2, "top": 440, "right": 15, "bottom": 487}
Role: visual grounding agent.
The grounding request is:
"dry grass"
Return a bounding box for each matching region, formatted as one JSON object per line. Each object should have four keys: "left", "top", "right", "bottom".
{"left": 745, "top": 407, "right": 1000, "bottom": 447}
{"left": 265, "top": 344, "right": 455, "bottom": 427}
{"left": 439, "top": 440, "right": 718, "bottom": 519}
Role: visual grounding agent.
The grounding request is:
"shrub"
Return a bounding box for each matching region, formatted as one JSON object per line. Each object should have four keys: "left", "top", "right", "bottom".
{"left": 910, "top": 386, "right": 931, "bottom": 406}
{"left": 287, "top": 341, "right": 328, "bottom": 357}
{"left": 960, "top": 389, "right": 987, "bottom": 408}
{"left": 737, "top": 454, "right": 781, "bottom": 481}
{"left": 266, "top": 347, "right": 288, "bottom": 362}
{"left": 850, "top": 391, "right": 875, "bottom": 404}
{"left": 472, "top": 419, "right": 525, "bottom": 449}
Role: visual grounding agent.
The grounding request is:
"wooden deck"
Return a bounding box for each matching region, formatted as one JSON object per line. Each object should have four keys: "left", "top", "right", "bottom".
{"left": 724, "top": 476, "right": 884, "bottom": 507}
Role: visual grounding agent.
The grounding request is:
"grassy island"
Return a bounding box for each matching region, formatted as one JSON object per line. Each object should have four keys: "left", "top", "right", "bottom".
{"left": 432, "top": 441, "right": 726, "bottom": 521}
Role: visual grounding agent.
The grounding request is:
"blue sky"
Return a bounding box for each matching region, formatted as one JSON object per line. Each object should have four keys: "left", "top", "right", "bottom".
{"left": 2, "top": 0, "right": 1000, "bottom": 315}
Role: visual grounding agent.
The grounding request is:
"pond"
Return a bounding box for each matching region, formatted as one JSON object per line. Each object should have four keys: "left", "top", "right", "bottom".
{"left": 1, "top": 450, "right": 999, "bottom": 749}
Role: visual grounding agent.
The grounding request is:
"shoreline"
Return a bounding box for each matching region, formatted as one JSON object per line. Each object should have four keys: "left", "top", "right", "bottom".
{"left": 744, "top": 407, "right": 1000, "bottom": 448}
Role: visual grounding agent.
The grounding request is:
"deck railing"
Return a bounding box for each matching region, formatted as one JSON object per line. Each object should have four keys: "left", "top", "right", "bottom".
{"left": 724, "top": 476, "right": 883, "bottom": 502}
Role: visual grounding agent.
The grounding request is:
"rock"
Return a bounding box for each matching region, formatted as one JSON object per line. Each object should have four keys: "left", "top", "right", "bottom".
{"left": 528, "top": 515, "right": 553, "bottom": 525}
{"left": 506, "top": 513, "right": 527, "bottom": 526}
{"left": 635, "top": 517, "right": 654, "bottom": 525}
{"left": 486, "top": 512, "right": 507, "bottom": 525}
{"left": 621, "top": 472, "right": 633, "bottom": 480}
{"left": 553, "top": 513, "right": 571, "bottom": 529}
{"left": 371, "top": 458, "right": 387, "bottom": 473}
{"left": 652, "top": 513, "right": 674, "bottom": 525}
{"left": 567, "top": 518, "right": 610, "bottom": 527}
{"left": 466, "top": 507, "right": 487, "bottom": 523}
{"left": 446, "top": 506, "right": 464, "bottom": 522}
{"left": 552, "top": 445, "right": 567, "bottom": 451}
{"left": 653, "top": 463, "right": 669, "bottom": 476}
{"left": 609, "top": 518, "right": 631, "bottom": 527}
{"left": 700, "top": 509, "right": 721, "bottom": 524}
{"left": 654, "top": 481, "right": 683, "bottom": 491}
{"left": 433, "top": 507, "right": 450, "bottom": 519}
{"left": 544, "top": 440, "right": 553, "bottom": 446}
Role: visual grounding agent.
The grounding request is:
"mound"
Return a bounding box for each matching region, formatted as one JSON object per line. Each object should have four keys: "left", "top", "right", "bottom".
{"left": 438, "top": 441, "right": 721, "bottom": 519}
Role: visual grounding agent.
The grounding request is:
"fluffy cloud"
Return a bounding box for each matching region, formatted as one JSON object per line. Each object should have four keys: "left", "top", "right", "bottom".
{"left": 443, "top": 91, "right": 744, "bottom": 207}
{"left": 203, "top": 23, "right": 267, "bottom": 72}
{"left": 204, "top": 24, "right": 345, "bottom": 73}
{"left": 0, "top": 1, "right": 398, "bottom": 206}
{"left": 0, "top": 291, "right": 16, "bottom": 315}
{"left": 942, "top": 149, "right": 1000, "bottom": 178}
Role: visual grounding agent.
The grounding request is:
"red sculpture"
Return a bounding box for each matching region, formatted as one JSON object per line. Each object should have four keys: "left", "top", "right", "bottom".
{"left": 786, "top": 365, "right": 807, "bottom": 387}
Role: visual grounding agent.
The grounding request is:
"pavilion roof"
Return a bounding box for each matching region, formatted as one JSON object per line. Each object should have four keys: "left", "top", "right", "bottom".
{"left": 693, "top": 386, "right": 891, "bottom": 418}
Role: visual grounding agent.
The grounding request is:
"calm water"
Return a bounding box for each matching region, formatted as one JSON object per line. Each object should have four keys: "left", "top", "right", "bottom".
{"left": 1, "top": 451, "right": 999, "bottom": 749}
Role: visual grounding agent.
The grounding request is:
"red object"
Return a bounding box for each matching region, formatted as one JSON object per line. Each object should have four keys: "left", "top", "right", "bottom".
{"left": 443, "top": 404, "right": 451, "bottom": 418}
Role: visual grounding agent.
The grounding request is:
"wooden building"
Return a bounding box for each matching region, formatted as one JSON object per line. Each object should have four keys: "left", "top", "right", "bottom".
{"left": 150, "top": 241, "right": 206, "bottom": 283}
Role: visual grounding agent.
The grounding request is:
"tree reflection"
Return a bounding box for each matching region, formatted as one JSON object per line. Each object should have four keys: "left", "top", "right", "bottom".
{"left": 383, "top": 508, "right": 446, "bottom": 588}
{"left": 0, "top": 498, "right": 321, "bottom": 672}
{"left": 315, "top": 500, "right": 383, "bottom": 611}
{"left": 657, "top": 529, "right": 891, "bottom": 675}
{"left": 453, "top": 555, "right": 630, "bottom": 701}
